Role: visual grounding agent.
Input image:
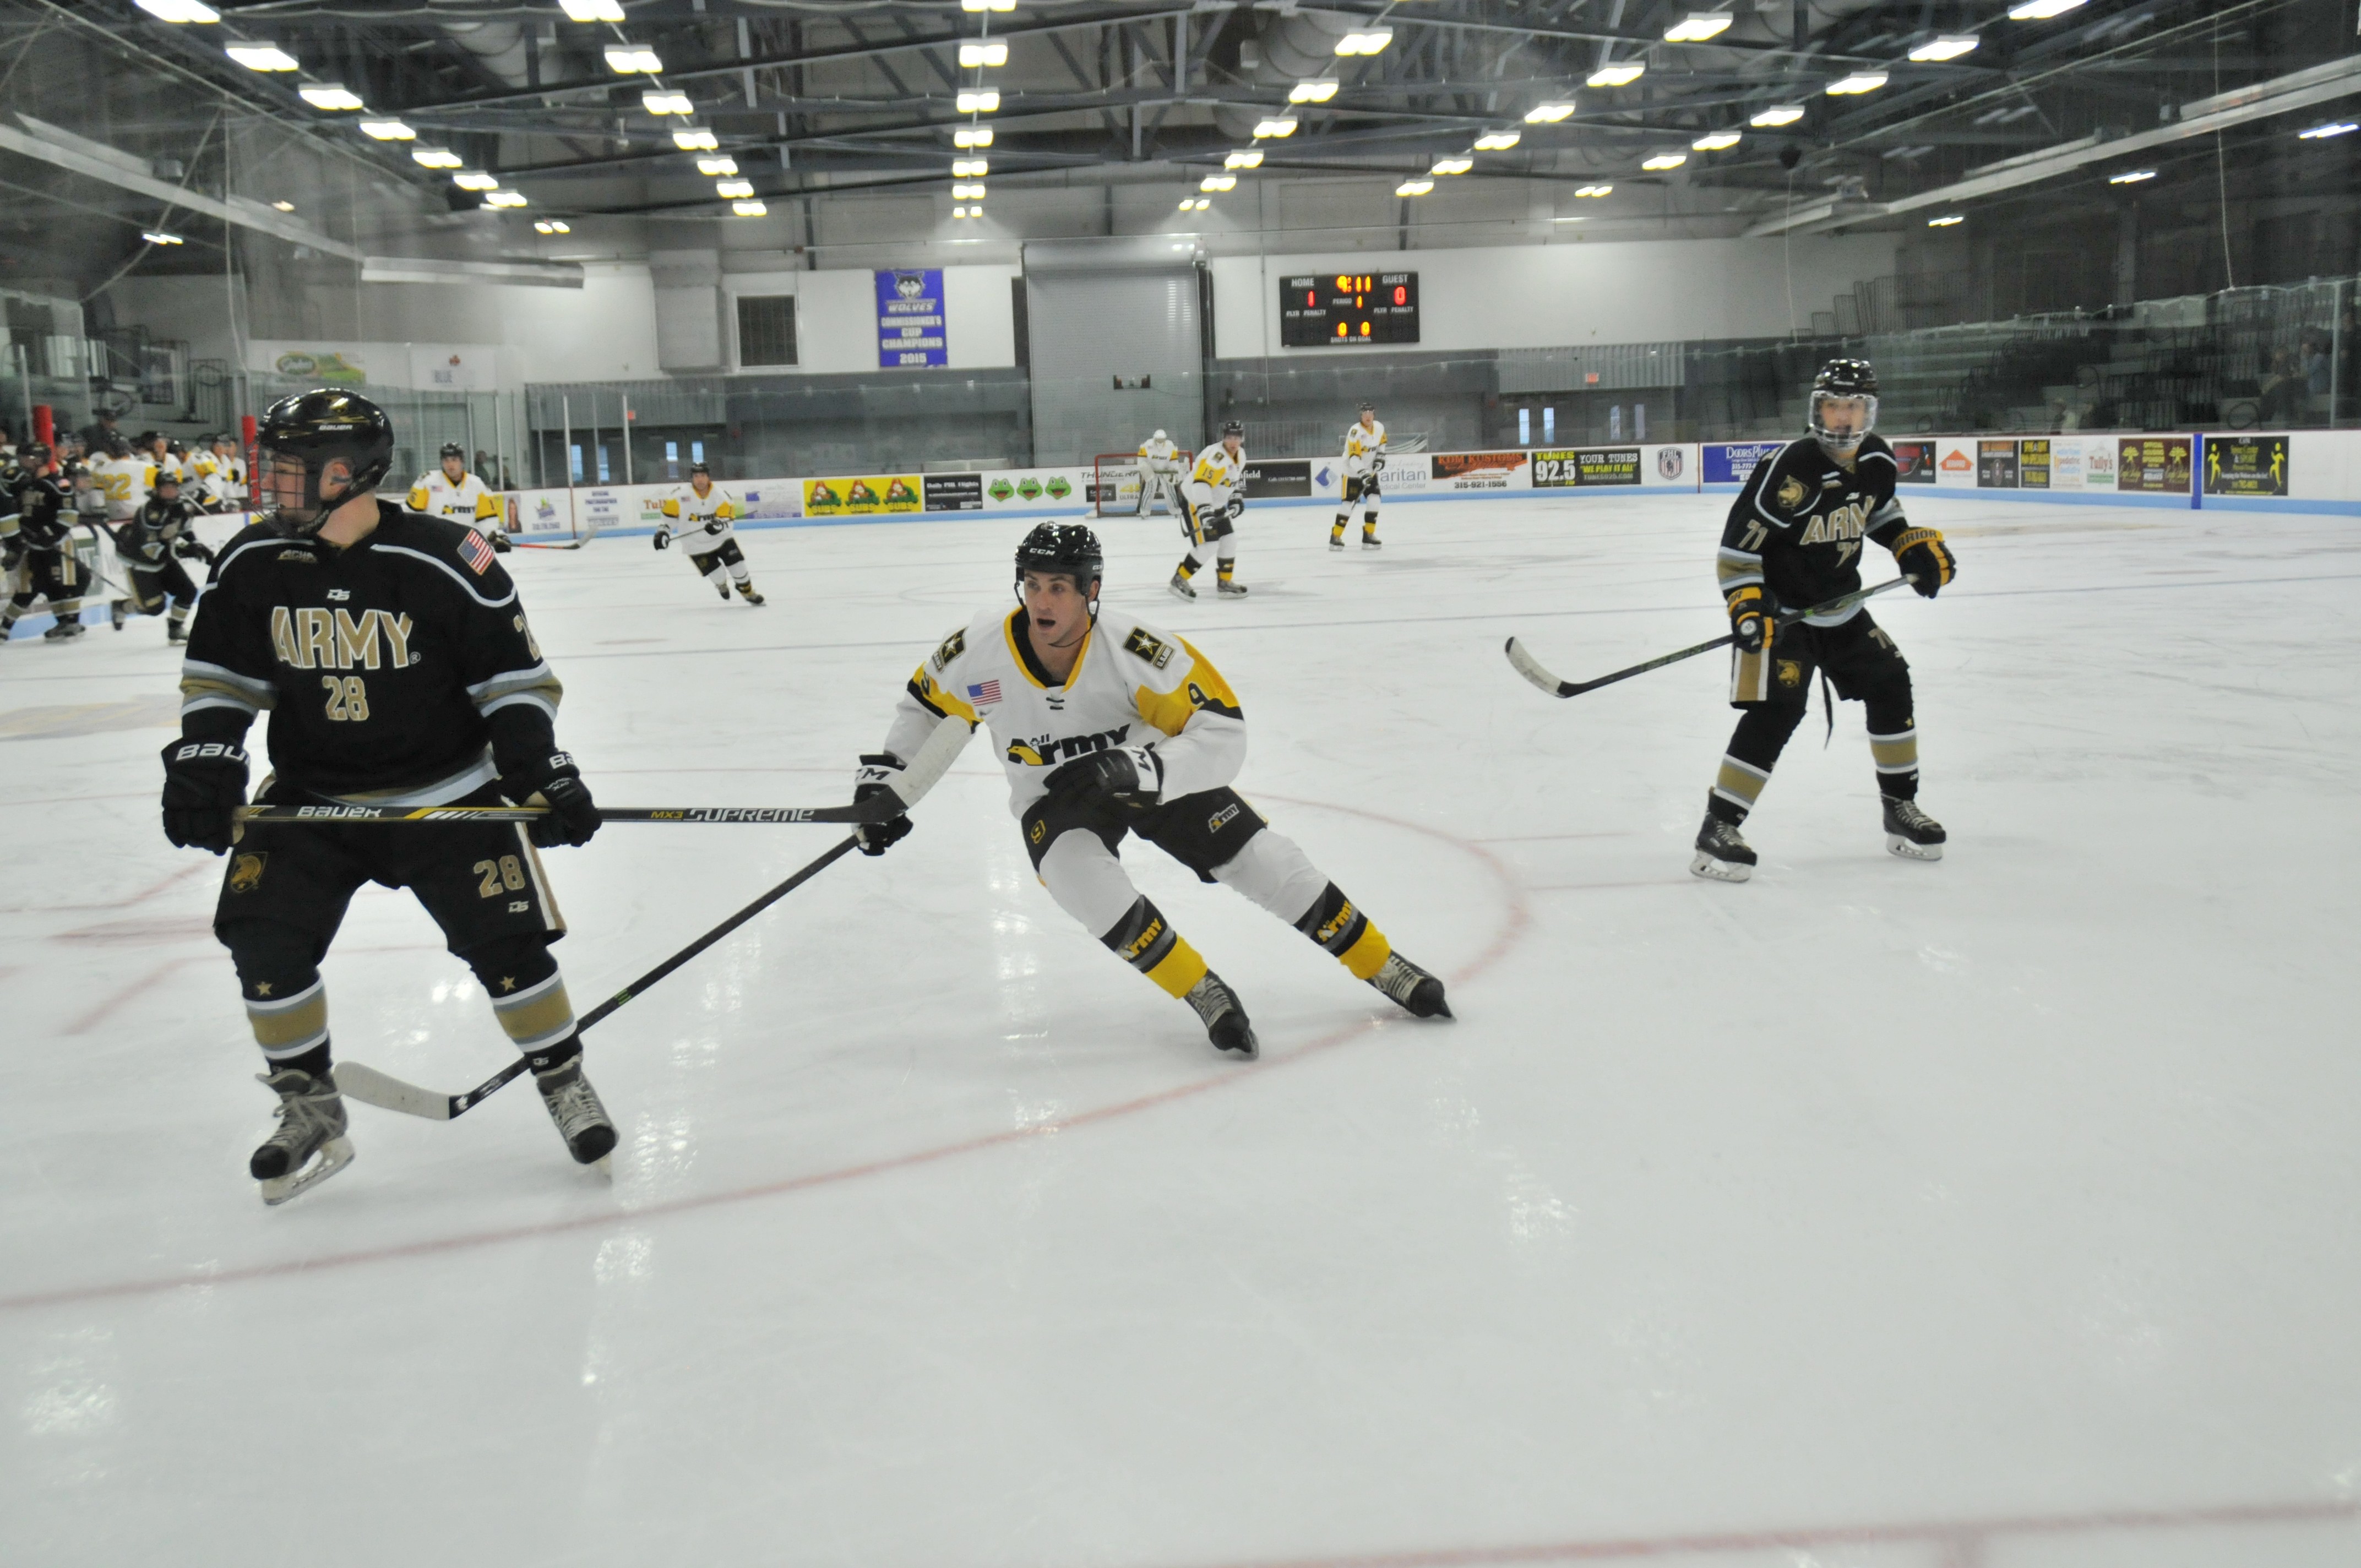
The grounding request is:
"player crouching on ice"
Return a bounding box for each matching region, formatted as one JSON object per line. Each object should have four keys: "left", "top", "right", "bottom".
{"left": 859, "top": 523, "right": 1451, "bottom": 1057}
{"left": 161, "top": 389, "right": 615, "bottom": 1204}
{"left": 1691, "top": 358, "right": 1957, "bottom": 882}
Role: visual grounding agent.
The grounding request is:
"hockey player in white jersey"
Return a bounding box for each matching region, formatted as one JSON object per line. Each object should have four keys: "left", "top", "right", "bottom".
{"left": 655, "top": 461, "right": 764, "bottom": 606}
{"left": 189, "top": 433, "right": 249, "bottom": 514}
{"left": 1332, "top": 401, "right": 1386, "bottom": 549}
{"left": 1169, "top": 420, "right": 1248, "bottom": 601}
{"left": 856, "top": 522, "right": 1450, "bottom": 1057}
{"left": 1134, "top": 428, "right": 1182, "bottom": 515}
{"left": 89, "top": 436, "right": 150, "bottom": 523}
{"left": 406, "top": 443, "right": 510, "bottom": 551}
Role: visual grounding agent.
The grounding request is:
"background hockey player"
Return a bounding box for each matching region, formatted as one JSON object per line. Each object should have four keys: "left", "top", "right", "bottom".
{"left": 191, "top": 432, "right": 249, "bottom": 514}
{"left": 1332, "top": 401, "right": 1387, "bottom": 549}
{"left": 141, "top": 429, "right": 184, "bottom": 488}
{"left": 161, "top": 389, "right": 614, "bottom": 1204}
{"left": 1691, "top": 359, "right": 1957, "bottom": 881}
{"left": 407, "top": 442, "right": 509, "bottom": 552}
{"left": 1134, "top": 428, "right": 1182, "bottom": 515}
{"left": 0, "top": 444, "right": 88, "bottom": 642}
{"left": 90, "top": 434, "right": 150, "bottom": 524}
{"left": 109, "top": 469, "right": 213, "bottom": 642}
{"left": 1169, "top": 420, "right": 1248, "bottom": 601}
{"left": 655, "top": 461, "right": 764, "bottom": 605}
{"left": 859, "top": 522, "right": 1450, "bottom": 1058}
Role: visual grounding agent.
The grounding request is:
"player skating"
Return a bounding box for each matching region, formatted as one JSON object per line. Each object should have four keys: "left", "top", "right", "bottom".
{"left": 859, "top": 523, "right": 1450, "bottom": 1058}
{"left": 1691, "top": 359, "right": 1957, "bottom": 881}
{"left": 655, "top": 461, "right": 764, "bottom": 605}
{"left": 161, "top": 389, "right": 614, "bottom": 1204}
{"left": 108, "top": 470, "right": 214, "bottom": 642}
{"left": 1134, "top": 428, "right": 1182, "bottom": 515}
{"left": 1332, "top": 401, "right": 1386, "bottom": 549}
{"left": 0, "top": 444, "right": 89, "bottom": 642}
{"left": 407, "top": 442, "right": 510, "bottom": 551}
{"left": 1168, "top": 420, "right": 1248, "bottom": 600}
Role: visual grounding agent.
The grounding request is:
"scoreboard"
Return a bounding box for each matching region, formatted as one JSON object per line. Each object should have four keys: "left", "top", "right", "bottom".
{"left": 1280, "top": 272, "right": 1420, "bottom": 347}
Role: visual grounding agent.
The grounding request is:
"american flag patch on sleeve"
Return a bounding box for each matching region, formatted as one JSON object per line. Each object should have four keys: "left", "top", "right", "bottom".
{"left": 458, "top": 530, "right": 497, "bottom": 575}
{"left": 966, "top": 679, "right": 1002, "bottom": 705}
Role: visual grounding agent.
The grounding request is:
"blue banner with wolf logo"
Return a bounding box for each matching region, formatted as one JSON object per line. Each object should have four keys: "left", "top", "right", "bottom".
{"left": 875, "top": 269, "right": 948, "bottom": 368}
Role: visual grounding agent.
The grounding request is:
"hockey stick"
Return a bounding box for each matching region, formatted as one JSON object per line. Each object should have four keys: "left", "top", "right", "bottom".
{"left": 1504, "top": 576, "right": 1914, "bottom": 699}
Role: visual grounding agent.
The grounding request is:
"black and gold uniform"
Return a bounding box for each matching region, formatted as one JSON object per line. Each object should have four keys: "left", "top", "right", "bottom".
{"left": 1, "top": 456, "right": 86, "bottom": 642}
{"left": 111, "top": 486, "right": 214, "bottom": 641}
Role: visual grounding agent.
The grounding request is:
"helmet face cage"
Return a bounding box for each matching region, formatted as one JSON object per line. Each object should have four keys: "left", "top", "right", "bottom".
{"left": 1809, "top": 358, "right": 1878, "bottom": 450}
{"left": 1013, "top": 523, "right": 1104, "bottom": 611}
{"left": 257, "top": 389, "right": 396, "bottom": 536}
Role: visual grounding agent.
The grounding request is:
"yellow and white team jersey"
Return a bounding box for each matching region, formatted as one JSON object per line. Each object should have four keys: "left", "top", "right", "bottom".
{"left": 1184, "top": 440, "right": 1245, "bottom": 510}
{"left": 89, "top": 454, "right": 150, "bottom": 521}
{"left": 190, "top": 451, "right": 247, "bottom": 508}
{"left": 1341, "top": 418, "right": 1388, "bottom": 478}
{"left": 660, "top": 483, "right": 738, "bottom": 550}
{"left": 1136, "top": 435, "right": 1182, "bottom": 473}
{"left": 406, "top": 470, "right": 502, "bottom": 530}
{"left": 883, "top": 604, "right": 1247, "bottom": 820}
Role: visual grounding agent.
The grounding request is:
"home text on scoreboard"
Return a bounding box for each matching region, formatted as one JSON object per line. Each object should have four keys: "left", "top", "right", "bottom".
{"left": 1279, "top": 272, "right": 1421, "bottom": 347}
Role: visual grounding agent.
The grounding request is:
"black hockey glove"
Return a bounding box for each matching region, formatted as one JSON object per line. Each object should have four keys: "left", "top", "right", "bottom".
{"left": 508, "top": 751, "right": 602, "bottom": 847}
{"left": 652, "top": 527, "right": 671, "bottom": 551}
{"left": 852, "top": 753, "right": 913, "bottom": 856}
{"left": 160, "top": 737, "right": 249, "bottom": 854}
{"left": 1891, "top": 528, "right": 1955, "bottom": 598}
{"left": 1724, "top": 586, "right": 1771, "bottom": 655}
{"left": 1225, "top": 494, "right": 1245, "bottom": 523}
{"left": 1043, "top": 744, "right": 1163, "bottom": 808}
{"left": 178, "top": 536, "right": 216, "bottom": 565}
{"left": 489, "top": 530, "right": 512, "bottom": 554}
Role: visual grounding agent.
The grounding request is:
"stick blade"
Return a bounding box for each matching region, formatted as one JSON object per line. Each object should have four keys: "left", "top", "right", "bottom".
{"left": 333, "top": 1060, "right": 456, "bottom": 1121}
{"left": 1504, "top": 636, "right": 1573, "bottom": 699}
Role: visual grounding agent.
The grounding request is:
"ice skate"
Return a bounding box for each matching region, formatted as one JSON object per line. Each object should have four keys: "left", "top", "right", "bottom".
{"left": 166, "top": 620, "right": 187, "bottom": 645}
{"left": 1329, "top": 531, "right": 1346, "bottom": 551}
{"left": 737, "top": 585, "right": 766, "bottom": 605}
{"left": 1367, "top": 951, "right": 1452, "bottom": 1019}
{"left": 1216, "top": 578, "right": 1248, "bottom": 597}
{"left": 110, "top": 598, "right": 128, "bottom": 630}
{"left": 1184, "top": 970, "right": 1258, "bottom": 1059}
{"left": 534, "top": 1055, "right": 618, "bottom": 1164}
{"left": 251, "top": 1066, "right": 354, "bottom": 1206}
{"left": 1167, "top": 569, "right": 1197, "bottom": 602}
{"left": 1883, "top": 795, "right": 1946, "bottom": 861}
{"left": 43, "top": 618, "right": 85, "bottom": 640}
{"left": 1690, "top": 813, "right": 1756, "bottom": 882}
{"left": 1361, "top": 535, "right": 1382, "bottom": 550}
{"left": 713, "top": 580, "right": 731, "bottom": 601}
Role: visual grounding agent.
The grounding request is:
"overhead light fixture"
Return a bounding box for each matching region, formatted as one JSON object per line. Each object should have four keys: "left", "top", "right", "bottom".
{"left": 955, "top": 90, "right": 1000, "bottom": 113}
{"left": 2107, "top": 168, "right": 2155, "bottom": 183}
{"left": 533, "top": 219, "right": 573, "bottom": 234}
{"left": 961, "top": 0, "right": 1016, "bottom": 11}
{"left": 954, "top": 126, "right": 994, "bottom": 148}
{"left": 1524, "top": 102, "right": 1575, "bottom": 123}
{"left": 2006, "top": 0, "right": 2086, "bottom": 17}
{"left": 1750, "top": 103, "right": 1806, "bottom": 126}
{"left": 270, "top": 199, "right": 296, "bottom": 211}
{"left": 1429, "top": 156, "right": 1472, "bottom": 175}
{"left": 1225, "top": 149, "right": 1264, "bottom": 169}
{"left": 958, "top": 41, "right": 1009, "bottom": 68}
{"left": 358, "top": 119, "right": 415, "bottom": 140}
{"left": 135, "top": 0, "right": 219, "bottom": 21}
{"left": 412, "top": 145, "right": 461, "bottom": 168}
{"left": 1395, "top": 178, "right": 1434, "bottom": 196}
{"left": 1927, "top": 214, "right": 1965, "bottom": 226}
{"left": 557, "top": 0, "right": 625, "bottom": 19}
{"left": 2298, "top": 120, "right": 2359, "bottom": 139}
{"left": 1253, "top": 116, "right": 1298, "bottom": 138}
{"left": 1587, "top": 63, "right": 1645, "bottom": 87}
{"left": 1663, "top": 12, "right": 1732, "bottom": 41}
{"left": 673, "top": 128, "right": 719, "bottom": 150}
{"left": 1908, "top": 34, "right": 1981, "bottom": 61}
{"left": 696, "top": 156, "right": 739, "bottom": 176}
{"left": 604, "top": 45, "right": 663, "bottom": 74}
{"left": 1641, "top": 151, "right": 1688, "bottom": 170}
{"left": 1192, "top": 197, "right": 1210, "bottom": 210}
{"left": 643, "top": 91, "right": 694, "bottom": 115}
{"left": 953, "top": 182, "right": 987, "bottom": 198}
{"left": 952, "top": 157, "right": 989, "bottom": 177}
{"left": 1335, "top": 29, "right": 1393, "bottom": 56}
{"left": 1825, "top": 71, "right": 1888, "bottom": 95}
{"left": 716, "top": 178, "right": 755, "bottom": 197}
{"left": 1472, "top": 130, "right": 1521, "bottom": 151}
{"left": 142, "top": 229, "right": 186, "bottom": 245}
{"left": 1290, "top": 78, "right": 1340, "bottom": 104}
{"left": 298, "top": 83, "right": 365, "bottom": 110}
{"left": 225, "top": 42, "right": 298, "bottom": 70}
{"left": 953, "top": 205, "right": 975, "bottom": 219}
{"left": 452, "top": 170, "right": 499, "bottom": 190}
{"left": 732, "top": 199, "right": 768, "bottom": 216}
{"left": 484, "top": 190, "right": 528, "bottom": 208}
{"left": 1575, "top": 183, "right": 1613, "bottom": 197}
{"left": 1692, "top": 130, "right": 1742, "bottom": 150}
{"left": 1200, "top": 173, "right": 1237, "bottom": 191}
{"left": 1177, "top": 197, "right": 1194, "bottom": 210}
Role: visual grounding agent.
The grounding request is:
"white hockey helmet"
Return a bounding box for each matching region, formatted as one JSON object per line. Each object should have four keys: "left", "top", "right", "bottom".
{"left": 1151, "top": 429, "right": 1167, "bottom": 440}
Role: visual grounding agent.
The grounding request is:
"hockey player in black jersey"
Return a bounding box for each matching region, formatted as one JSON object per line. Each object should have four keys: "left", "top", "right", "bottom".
{"left": 0, "top": 445, "right": 90, "bottom": 643}
{"left": 109, "top": 470, "right": 214, "bottom": 642}
{"left": 162, "top": 389, "right": 616, "bottom": 1203}
{"left": 1691, "top": 360, "right": 1959, "bottom": 881}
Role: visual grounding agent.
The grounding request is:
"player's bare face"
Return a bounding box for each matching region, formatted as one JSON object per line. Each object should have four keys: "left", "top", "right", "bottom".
{"left": 1359, "top": 412, "right": 1375, "bottom": 430}
{"left": 1223, "top": 436, "right": 1242, "bottom": 457}
{"left": 1021, "top": 571, "right": 1094, "bottom": 667}
{"left": 442, "top": 456, "right": 466, "bottom": 483}
{"left": 691, "top": 475, "right": 712, "bottom": 497}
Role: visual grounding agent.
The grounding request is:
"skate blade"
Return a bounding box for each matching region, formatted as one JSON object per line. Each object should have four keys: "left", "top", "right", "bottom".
{"left": 1886, "top": 834, "right": 1944, "bottom": 861}
{"left": 1689, "top": 851, "right": 1753, "bottom": 883}
{"left": 260, "top": 1136, "right": 354, "bottom": 1206}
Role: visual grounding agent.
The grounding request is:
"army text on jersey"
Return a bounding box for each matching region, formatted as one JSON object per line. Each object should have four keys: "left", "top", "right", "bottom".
{"left": 1717, "top": 433, "right": 1909, "bottom": 625}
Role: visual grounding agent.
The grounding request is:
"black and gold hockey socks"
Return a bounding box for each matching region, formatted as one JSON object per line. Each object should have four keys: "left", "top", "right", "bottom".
{"left": 466, "top": 939, "right": 581, "bottom": 1066}
{"left": 1869, "top": 723, "right": 1919, "bottom": 799}
{"left": 1330, "top": 516, "right": 1348, "bottom": 542}
{"left": 1709, "top": 753, "right": 1772, "bottom": 823}
{"left": 1216, "top": 560, "right": 1236, "bottom": 585}
{"left": 1294, "top": 881, "right": 1392, "bottom": 981}
{"left": 1101, "top": 895, "right": 1210, "bottom": 999}
{"left": 1175, "top": 554, "right": 1201, "bottom": 580}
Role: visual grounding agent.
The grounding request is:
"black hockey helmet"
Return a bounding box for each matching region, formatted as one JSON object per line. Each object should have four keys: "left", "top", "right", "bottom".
{"left": 105, "top": 434, "right": 131, "bottom": 459}
{"left": 153, "top": 468, "right": 181, "bottom": 490}
{"left": 1809, "top": 357, "right": 1879, "bottom": 452}
{"left": 1221, "top": 419, "right": 1244, "bottom": 440}
{"left": 439, "top": 441, "right": 466, "bottom": 461}
{"left": 689, "top": 460, "right": 711, "bottom": 477}
{"left": 1014, "top": 522, "right": 1103, "bottom": 604}
{"left": 257, "top": 388, "right": 395, "bottom": 536}
{"left": 20, "top": 441, "right": 50, "bottom": 471}
{"left": 1357, "top": 401, "right": 1375, "bottom": 414}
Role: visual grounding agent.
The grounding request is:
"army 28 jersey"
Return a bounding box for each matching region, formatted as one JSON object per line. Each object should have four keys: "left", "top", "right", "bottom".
{"left": 882, "top": 604, "right": 1246, "bottom": 819}
{"left": 1341, "top": 418, "right": 1387, "bottom": 479}
{"left": 1717, "top": 433, "right": 1909, "bottom": 627}
{"left": 179, "top": 502, "right": 562, "bottom": 804}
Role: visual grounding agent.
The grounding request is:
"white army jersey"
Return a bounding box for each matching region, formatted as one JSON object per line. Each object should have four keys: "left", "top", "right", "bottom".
{"left": 661, "top": 482, "right": 739, "bottom": 548}
{"left": 89, "top": 454, "right": 151, "bottom": 521}
{"left": 1136, "top": 435, "right": 1182, "bottom": 472}
{"left": 407, "top": 470, "right": 500, "bottom": 529}
{"left": 1341, "top": 417, "right": 1387, "bottom": 477}
{"left": 1185, "top": 440, "right": 1245, "bottom": 505}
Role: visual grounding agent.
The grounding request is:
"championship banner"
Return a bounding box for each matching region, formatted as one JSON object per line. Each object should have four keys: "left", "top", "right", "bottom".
{"left": 2117, "top": 436, "right": 2193, "bottom": 494}
{"left": 2203, "top": 435, "right": 2289, "bottom": 497}
{"left": 1531, "top": 447, "right": 1640, "bottom": 487}
{"left": 875, "top": 269, "right": 948, "bottom": 369}
{"left": 804, "top": 474, "right": 924, "bottom": 516}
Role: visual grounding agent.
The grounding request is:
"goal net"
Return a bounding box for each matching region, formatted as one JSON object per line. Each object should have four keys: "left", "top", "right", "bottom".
{"left": 1091, "top": 453, "right": 1177, "bottom": 518}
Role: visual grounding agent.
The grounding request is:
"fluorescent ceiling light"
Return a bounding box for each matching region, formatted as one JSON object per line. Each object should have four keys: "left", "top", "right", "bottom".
{"left": 604, "top": 45, "right": 662, "bottom": 74}
{"left": 952, "top": 157, "right": 989, "bottom": 177}
{"left": 452, "top": 170, "right": 499, "bottom": 190}
{"left": 1693, "top": 130, "right": 1742, "bottom": 150}
{"left": 136, "top": 0, "right": 219, "bottom": 21}
{"left": 672, "top": 128, "right": 719, "bottom": 150}
{"left": 358, "top": 119, "right": 414, "bottom": 140}
{"left": 142, "top": 230, "right": 186, "bottom": 245}
{"left": 643, "top": 91, "right": 693, "bottom": 115}
{"left": 1663, "top": 12, "right": 1732, "bottom": 42}
{"left": 953, "top": 206, "right": 973, "bottom": 219}
{"left": 1641, "top": 151, "right": 1688, "bottom": 170}
{"left": 557, "top": 0, "right": 625, "bottom": 19}
{"left": 1429, "top": 156, "right": 1472, "bottom": 175}
{"left": 298, "top": 83, "right": 365, "bottom": 110}
{"left": 484, "top": 190, "right": 528, "bottom": 208}
{"left": 1200, "top": 173, "right": 1236, "bottom": 192}
{"left": 1395, "top": 178, "right": 1434, "bottom": 196}
{"left": 958, "top": 41, "right": 1008, "bottom": 68}
{"left": 696, "top": 156, "right": 738, "bottom": 176}
{"left": 956, "top": 90, "right": 1000, "bottom": 113}
{"left": 1826, "top": 72, "right": 1888, "bottom": 95}
{"left": 1750, "top": 104, "right": 1806, "bottom": 126}
{"left": 1927, "top": 214, "right": 1965, "bottom": 226}
{"left": 953, "top": 182, "right": 986, "bottom": 198}
{"left": 732, "top": 200, "right": 768, "bottom": 216}
{"left": 2298, "top": 120, "right": 2359, "bottom": 139}
{"left": 1575, "top": 183, "right": 1613, "bottom": 196}
{"left": 1191, "top": 197, "right": 1210, "bottom": 210}
{"left": 1290, "top": 79, "right": 1339, "bottom": 104}
{"left": 1587, "top": 63, "right": 1645, "bottom": 87}
{"left": 1253, "top": 117, "right": 1298, "bottom": 138}
{"left": 225, "top": 42, "right": 297, "bottom": 70}
{"left": 954, "top": 126, "right": 993, "bottom": 148}
{"left": 1335, "top": 30, "right": 1392, "bottom": 56}
{"left": 1177, "top": 197, "right": 1194, "bottom": 210}
{"left": 1524, "top": 102, "right": 1575, "bottom": 123}
{"left": 1908, "top": 35, "right": 1981, "bottom": 61}
{"left": 716, "top": 179, "right": 754, "bottom": 197}
{"left": 2006, "top": 0, "right": 2086, "bottom": 17}
{"left": 1472, "top": 130, "right": 1521, "bottom": 150}
{"left": 960, "top": 0, "right": 1016, "bottom": 10}
{"left": 2107, "top": 168, "right": 2155, "bottom": 183}
{"left": 270, "top": 199, "right": 296, "bottom": 211}
{"left": 1225, "top": 149, "right": 1264, "bottom": 169}
{"left": 533, "top": 219, "right": 573, "bottom": 233}
{"left": 412, "top": 146, "right": 461, "bottom": 168}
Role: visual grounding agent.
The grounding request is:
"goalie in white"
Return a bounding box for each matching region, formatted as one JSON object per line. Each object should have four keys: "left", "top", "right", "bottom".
{"left": 1133, "top": 428, "right": 1182, "bottom": 515}
{"left": 1332, "top": 401, "right": 1386, "bottom": 549}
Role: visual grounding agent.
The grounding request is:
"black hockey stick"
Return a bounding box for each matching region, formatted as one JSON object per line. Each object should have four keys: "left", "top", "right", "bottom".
{"left": 1504, "top": 576, "right": 1914, "bottom": 699}
{"left": 334, "top": 835, "right": 862, "bottom": 1120}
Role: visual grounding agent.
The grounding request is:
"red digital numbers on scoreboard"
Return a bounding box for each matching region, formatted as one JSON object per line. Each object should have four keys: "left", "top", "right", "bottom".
{"left": 1279, "top": 271, "right": 1421, "bottom": 347}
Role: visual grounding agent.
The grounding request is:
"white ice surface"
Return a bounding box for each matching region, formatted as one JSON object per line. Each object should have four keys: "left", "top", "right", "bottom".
{"left": 3, "top": 496, "right": 2358, "bottom": 1567}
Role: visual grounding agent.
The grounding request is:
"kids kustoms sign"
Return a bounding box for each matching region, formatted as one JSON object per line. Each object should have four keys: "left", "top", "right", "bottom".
{"left": 876, "top": 269, "right": 948, "bottom": 368}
